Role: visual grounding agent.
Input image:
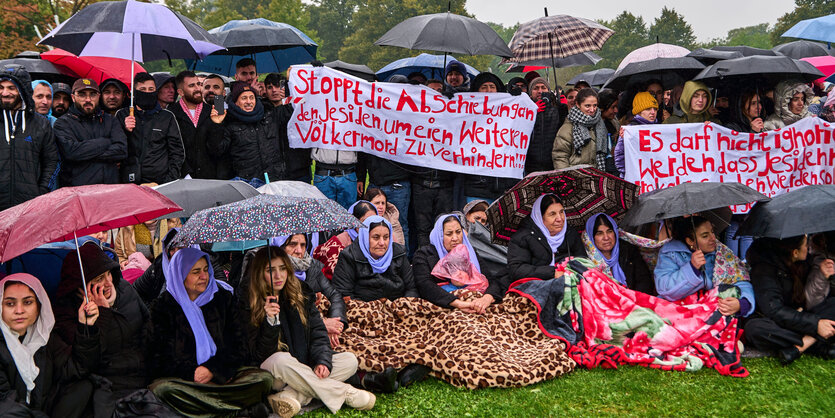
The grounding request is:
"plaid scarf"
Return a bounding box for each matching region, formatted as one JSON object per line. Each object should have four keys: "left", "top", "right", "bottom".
{"left": 179, "top": 99, "right": 203, "bottom": 127}
{"left": 567, "top": 106, "right": 608, "bottom": 170}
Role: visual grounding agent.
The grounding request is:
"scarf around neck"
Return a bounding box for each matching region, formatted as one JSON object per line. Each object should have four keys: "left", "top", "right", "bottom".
{"left": 568, "top": 106, "right": 609, "bottom": 170}
{"left": 271, "top": 235, "right": 312, "bottom": 281}
{"left": 530, "top": 194, "right": 567, "bottom": 266}
{"left": 179, "top": 99, "right": 203, "bottom": 127}
{"left": 227, "top": 97, "right": 265, "bottom": 123}
{"left": 429, "top": 214, "right": 481, "bottom": 273}
{"left": 584, "top": 213, "right": 627, "bottom": 286}
{"left": 358, "top": 215, "right": 394, "bottom": 274}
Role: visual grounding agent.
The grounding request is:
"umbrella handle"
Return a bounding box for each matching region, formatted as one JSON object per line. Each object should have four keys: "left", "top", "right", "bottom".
{"left": 73, "top": 231, "right": 90, "bottom": 305}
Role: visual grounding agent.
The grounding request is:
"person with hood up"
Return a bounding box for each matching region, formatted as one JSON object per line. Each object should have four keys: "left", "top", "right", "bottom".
{"left": 209, "top": 81, "right": 285, "bottom": 182}
{"left": 54, "top": 78, "right": 127, "bottom": 186}
{"left": 241, "top": 246, "right": 375, "bottom": 416}
{"left": 507, "top": 194, "right": 587, "bottom": 282}
{"left": 99, "top": 78, "right": 128, "bottom": 116}
{"left": 663, "top": 81, "right": 720, "bottom": 124}
{"left": 0, "top": 273, "right": 101, "bottom": 417}
{"left": 442, "top": 60, "right": 470, "bottom": 96}
{"left": 614, "top": 92, "right": 660, "bottom": 177}
{"left": 763, "top": 80, "right": 814, "bottom": 131}
{"left": 0, "top": 67, "right": 59, "bottom": 210}
{"left": 51, "top": 82, "right": 72, "bottom": 118}
{"left": 53, "top": 242, "right": 149, "bottom": 417}
{"left": 153, "top": 73, "right": 177, "bottom": 109}
{"left": 116, "top": 72, "right": 185, "bottom": 184}
{"left": 30, "top": 80, "right": 56, "bottom": 126}
{"left": 147, "top": 247, "right": 274, "bottom": 417}
{"left": 553, "top": 88, "right": 611, "bottom": 170}
{"left": 525, "top": 77, "right": 565, "bottom": 174}
{"left": 506, "top": 77, "right": 528, "bottom": 95}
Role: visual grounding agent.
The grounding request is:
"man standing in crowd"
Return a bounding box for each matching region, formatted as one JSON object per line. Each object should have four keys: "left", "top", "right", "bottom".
{"left": 311, "top": 139, "right": 358, "bottom": 208}
{"left": 117, "top": 72, "right": 184, "bottom": 184}
{"left": 153, "top": 73, "right": 177, "bottom": 109}
{"left": 202, "top": 74, "right": 225, "bottom": 106}
{"left": 31, "top": 80, "right": 57, "bottom": 125}
{"left": 54, "top": 78, "right": 127, "bottom": 186}
{"left": 100, "top": 78, "right": 129, "bottom": 116}
{"left": 524, "top": 77, "right": 566, "bottom": 174}
{"left": 235, "top": 58, "right": 265, "bottom": 97}
{"left": 51, "top": 82, "right": 72, "bottom": 118}
{"left": 263, "top": 73, "right": 310, "bottom": 182}
{"left": 171, "top": 70, "right": 229, "bottom": 179}
{"left": 0, "top": 67, "right": 59, "bottom": 210}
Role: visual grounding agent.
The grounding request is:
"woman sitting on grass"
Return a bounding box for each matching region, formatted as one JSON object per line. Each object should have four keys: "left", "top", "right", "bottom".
{"left": 583, "top": 213, "right": 656, "bottom": 295}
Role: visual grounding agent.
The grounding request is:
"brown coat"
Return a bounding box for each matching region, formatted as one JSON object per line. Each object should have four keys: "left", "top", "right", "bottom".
{"left": 552, "top": 119, "right": 597, "bottom": 169}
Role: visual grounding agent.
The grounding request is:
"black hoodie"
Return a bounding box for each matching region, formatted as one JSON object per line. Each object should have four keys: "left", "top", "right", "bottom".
{"left": 53, "top": 103, "right": 127, "bottom": 186}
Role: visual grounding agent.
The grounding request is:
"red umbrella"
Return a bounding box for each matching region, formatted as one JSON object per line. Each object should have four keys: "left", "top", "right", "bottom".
{"left": 40, "top": 48, "right": 147, "bottom": 86}
{"left": 801, "top": 55, "right": 835, "bottom": 82}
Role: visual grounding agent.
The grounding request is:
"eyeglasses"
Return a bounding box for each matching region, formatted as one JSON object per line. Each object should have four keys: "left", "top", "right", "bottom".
{"left": 74, "top": 91, "right": 100, "bottom": 99}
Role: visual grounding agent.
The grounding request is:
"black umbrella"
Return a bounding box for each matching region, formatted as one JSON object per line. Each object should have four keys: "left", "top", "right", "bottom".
{"left": 375, "top": 12, "right": 513, "bottom": 58}
{"left": 504, "top": 52, "right": 602, "bottom": 72}
{"left": 210, "top": 18, "right": 317, "bottom": 55}
{"left": 772, "top": 40, "right": 834, "bottom": 59}
{"left": 737, "top": 185, "right": 835, "bottom": 239}
{"left": 620, "top": 182, "right": 770, "bottom": 229}
{"left": 324, "top": 60, "right": 376, "bottom": 81}
{"left": 693, "top": 55, "right": 824, "bottom": 88}
{"left": 686, "top": 48, "right": 743, "bottom": 64}
{"left": 603, "top": 57, "right": 705, "bottom": 90}
{"left": 568, "top": 68, "right": 615, "bottom": 87}
{"left": 152, "top": 179, "right": 260, "bottom": 219}
{"left": 711, "top": 45, "right": 781, "bottom": 57}
{"left": 0, "top": 51, "right": 76, "bottom": 83}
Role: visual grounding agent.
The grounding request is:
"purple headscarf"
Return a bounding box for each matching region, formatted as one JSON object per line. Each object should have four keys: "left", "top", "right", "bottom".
{"left": 271, "top": 235, "right": 306, "bottom": 281}
{"left": 347, "top": 200, "right": 378, "bottom": 241}
{"left": 358, "top": 215, "right": 393, "bottom": 274}
{"left": 585, "top": 213, "right": 627, "bottom": 286}
{"left": 429, "top": 214, "right": 481, "bottom": 272}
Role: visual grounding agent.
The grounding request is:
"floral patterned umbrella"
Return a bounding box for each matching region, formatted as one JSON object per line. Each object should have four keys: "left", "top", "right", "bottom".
{"left": 173, "top": 194, "right": 362, "bottom": 246}
{"left": 487, "top": 165, "right": 638, "bottom": 244}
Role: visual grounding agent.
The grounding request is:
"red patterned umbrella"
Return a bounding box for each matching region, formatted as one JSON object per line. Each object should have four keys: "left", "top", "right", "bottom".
{"left": 487, "top": 166, "right": 638, "bottom": 244}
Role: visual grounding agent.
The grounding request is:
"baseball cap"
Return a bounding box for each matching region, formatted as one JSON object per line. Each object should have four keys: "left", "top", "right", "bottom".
{"left": 72, "top": 78, "right": 100, "bottom": 94}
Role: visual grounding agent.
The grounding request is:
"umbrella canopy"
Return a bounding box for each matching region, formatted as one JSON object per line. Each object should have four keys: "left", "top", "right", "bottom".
{"left": 505, "top": 15, "right": 613, "bottom": 63}
{"left": 782, "top": 13, "right": 835, "bottom": 44}
{"left": 686, "top": 48, "right": 743, "bottom": 64}
{"left": 504, "top": 52, "right": 602, "bottom": 72}
{"left": 188, "top": 46, "right": 315, "bottom": 76}
{"left": 0, "top": 184, "right": 181, "bottom": 263}
{"left": 325, "top": 60, "right": 376, "bottom": 81}
{"left": 152, "top": 179, "right": 259, "bottom": 220}
{"left": 711, "top": 45, "right": 781, "bottom": 57}
{"left": 0, "top": 55, "right": 74, "bottom": 83}
{"left": 568, "top": 68, "right": 615, "bottom": 87}
{"left": 487, "top": 166, "right": 638, "bottom": 244}
{"left": 257, "top": 181, "right": 328, "bottom": 199}
{"left": 173, "top": 195, "right": 362, "bottom": 246}
{"left": 737, "top": 185, "right": 835, "bottom": 239}
{"left": 693, "top": 55, "right": 824, "bottom": 88}
{"left": 773, "top": 40, "right": 834, "bottom": 59}
{"left": 375, "top": 53, "right": 479, "bottom": 81}
{"left": 375, "top": 12, "right": 512, "bottom": 57}
{"left": 616, "top": 43, "right": 690, "bottom": 71}
{"left": 604, "top": 57, "right": 705, "bottom": 90}
{"left": 800, "top": 55, "right": 835, "bottom": 82}
{"left": 619, "top": 182, "right": 769, "bottom": 229}
{"left": 40, "top": 48, "right": 147, "bottom": 86}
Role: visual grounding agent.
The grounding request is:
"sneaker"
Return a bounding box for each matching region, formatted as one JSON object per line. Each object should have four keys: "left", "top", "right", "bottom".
{"left": 345, "top": 387, "right": 376, "bottom": 410}
{"left": 268, "top": 393, "right": 301, "bottom": 418}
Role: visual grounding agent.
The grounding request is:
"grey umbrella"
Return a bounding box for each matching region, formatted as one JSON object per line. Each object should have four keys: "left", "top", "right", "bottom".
{"left": 568, "top": 68, "right": 615, "bottom": 87}
{"left": 504, "top": 52, "right": 602, "bottom": 72}
{"left": 711, "top": 45, "right": 781, "bottom": 57}
{"left": 0, "top": 53, "right": 74, "bottom": 83}
{"left": 603, "top": 57, "right": 705, "bottom": 90}
{"left": 686, "top": 48, "right": 743, "bottom": 64}
{"left": 152, "top": 179, "right": 259, "bottom": 219}
{"left": 772, "top": 40, "right": 834, "bottom": 59}
{"left": 737, "top": 185, "right": 835, "bottom": 239}
{"left": 324, "top": 60, "right": 376, "bottom": 81}
{"left": 375, "top": 12, "right": 513, "bottom": 58}
{"left": 693, "top": 55, "right": 823, "bottom": 87}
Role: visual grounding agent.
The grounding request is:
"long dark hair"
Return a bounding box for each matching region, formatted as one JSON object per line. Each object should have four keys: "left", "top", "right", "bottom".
{"left": 352, "top": 201, "right": 377, "bottom": 219}
{"left": 769, "top": 235, "right": 809, "bottom": 305}
{"left": 248, "top": 246, "right": 307, "bottom": 329}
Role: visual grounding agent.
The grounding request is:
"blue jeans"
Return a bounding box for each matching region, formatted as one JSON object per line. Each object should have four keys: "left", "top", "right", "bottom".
{"left": 373, "top": 181, "right": 411, "bottom": 254}
{"left": 724, "top": 220, "right": 753, "bottom": 261}
{"left": 314, "top": 172, "right": 357, "bottom": 209}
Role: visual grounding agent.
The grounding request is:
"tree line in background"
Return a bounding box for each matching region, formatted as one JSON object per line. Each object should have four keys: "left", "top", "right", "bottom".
{"left": 1, "top": 0, "right": 834, "bottom": 85}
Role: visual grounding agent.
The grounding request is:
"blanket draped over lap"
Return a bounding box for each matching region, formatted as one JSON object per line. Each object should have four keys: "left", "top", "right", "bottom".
{"left": 321, "top": 291, "right": 576, "bottom": 389}
{"left": 509, "top": 257, "right": 748, "bottom": 377}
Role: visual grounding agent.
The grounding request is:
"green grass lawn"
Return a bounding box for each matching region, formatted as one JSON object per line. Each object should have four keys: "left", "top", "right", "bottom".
{"left": 307, "top": 357, "right": 835, "bottom": 416}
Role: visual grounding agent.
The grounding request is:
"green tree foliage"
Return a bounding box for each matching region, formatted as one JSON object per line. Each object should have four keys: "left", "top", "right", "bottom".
{"left": 307, "top": 0, "right": 357, "bottom": 62}
{"left": 0, "top": 0, "right": 106, "bottom": 58}
{"left": 595, "top": 12, "right": 650, "bottom": 69}
{"left": 771, "top": 0, "right": 835, "bottom": 45}
{"left": 701, "top": 23, "right": 772, "bottom": 49}
{"left": 648, "top": 7, "right": 696, "bottom": 49}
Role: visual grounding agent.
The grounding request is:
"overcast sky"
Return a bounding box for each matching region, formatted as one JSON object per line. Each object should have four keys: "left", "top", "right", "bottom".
{"left": 465, "top": 0, "right": 797, "bottom": 42}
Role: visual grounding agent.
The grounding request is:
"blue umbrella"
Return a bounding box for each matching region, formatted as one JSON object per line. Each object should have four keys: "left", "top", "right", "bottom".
{"left": 782, "top": 13, "right": 835, "bottom": 44}
{"left": 376, "top": 53, "right": 479, "bottom": 81}
{"left": 186, "top": 18, "right": 317, "bottom": 76}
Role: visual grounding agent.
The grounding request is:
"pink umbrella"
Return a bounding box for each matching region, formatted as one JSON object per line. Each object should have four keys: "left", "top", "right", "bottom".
{"left": 617, "top": 43, "right": 691, "bottom": 71}
{"left": 800, "top": 55, "right": 835, "bottom": 82}
{"left": 40, "top": 48, "right": 147, "bottom": 86}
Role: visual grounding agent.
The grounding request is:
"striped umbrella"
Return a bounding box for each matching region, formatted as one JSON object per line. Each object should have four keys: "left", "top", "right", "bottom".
{"left": 503, "top": 15, "right": 613, "bottom": 64}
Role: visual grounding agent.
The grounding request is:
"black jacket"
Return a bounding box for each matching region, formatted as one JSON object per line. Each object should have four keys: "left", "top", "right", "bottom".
{"left": 0, "top": 325, "right": 99, "bottom": 417}
{"left": 332, "top": 241, "right": 418, "bottom": 302}
{"left": 169, "top": 101, "right": 232, "bottom": 180}
{"left": 507, "top": 217, "right": 587, "bottom": 282}
{"left": 461, "top": 174, "right": 516, "bottom": 201}
{"left": 242, "top": 282, "right": 332, "bottom": 370}
{"left": 54, "top": 105, "right": 127, "bottom": 186}
{"left": 116, "top": 106, "right": 184, "bottom": 184}
{"left": 525, "top": 101, "right": 566, "bottom": 174}
{"left": 0, "top": 70, "right": 59, "bottom": 210}
{"left": 748, "top": 241, "right": 820, "bottom": 336}
{"left": 264, "top": 102, "right": 311, "bottom": 180}
{"left": 147, "top": 287, "right": 246, "bottom": 384}
{"left": 412, "top": 245, "right": 508, "bottom": 308}
{"left": 357, "top": 154, "right": 412, "bottom": 187}
{"left": 134, "top": 247, "right": 229, "bottom": 307}
{"left": 209, "top": 112, "right": 285, "bottom": 181}
{"left": 617, "top": 241, "right": 657, "bottom": 296}
{"left": 304, "top": 259, "right": 346, "bottom": 323}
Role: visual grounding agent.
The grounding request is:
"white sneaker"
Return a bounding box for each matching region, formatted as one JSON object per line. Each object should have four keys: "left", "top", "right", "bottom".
{"left": 345, "top": 387, "right": 376, "bottom": 410}
{"left": 267, "top": 393, "right": 301, "bottom": 418}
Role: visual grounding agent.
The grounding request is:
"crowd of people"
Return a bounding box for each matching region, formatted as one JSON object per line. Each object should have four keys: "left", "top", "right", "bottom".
{"left": 1, "top": 53, "right": 835, "bottom": 417}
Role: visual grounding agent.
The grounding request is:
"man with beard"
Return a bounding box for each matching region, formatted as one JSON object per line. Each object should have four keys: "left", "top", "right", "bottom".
{"left": 0, "top": 67, "right": 59, "bottom": 210}
{"left": 31, "top": 80, "right": 57, "bottom": 125}
{"left": 51, "top": 82, "right": 72, "bottom": 118}
{"left": 202, "top": 74, "right": 225, "bottom": 106}
{"left": 153, "top": 73, "right": 177, "bottom": 109}
{"left": 100, "top": 78, "right": 129, "bottom": 115}
{"left": 170, "top": 70, "right": 230, "bottom": 179}
{"left": 263, "top": 73, "right": 310, "bottom": 182}
{"left": 116, "top": 72, "right": 184, "bottom": 184}
{"left": 53, "top": 78, "right": 127, "bottom": 186}
{"left": 234, "top": 58, "right": 264, "bottom": 97}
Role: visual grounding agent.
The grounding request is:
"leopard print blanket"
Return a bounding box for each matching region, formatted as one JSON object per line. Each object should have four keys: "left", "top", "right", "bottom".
{"left": 322, "top": 291, "right": 575, "bottom": 389}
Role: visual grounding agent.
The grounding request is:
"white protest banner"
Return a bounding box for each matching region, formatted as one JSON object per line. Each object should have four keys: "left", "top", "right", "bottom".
{"left": 623, "top": 118, "right": 835, "bottom": 212}
{"left": 287, "top": 65, "right": 537, "bottom": 178}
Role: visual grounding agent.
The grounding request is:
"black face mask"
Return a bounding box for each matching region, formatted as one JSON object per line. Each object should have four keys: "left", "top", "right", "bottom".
{"left": 133, "top": 90, "right": 158, "bottom": 110}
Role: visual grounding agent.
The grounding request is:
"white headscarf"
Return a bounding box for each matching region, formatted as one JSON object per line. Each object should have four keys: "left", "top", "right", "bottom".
{"left": 0, "top": 274, "right": 54, "bottom": 403}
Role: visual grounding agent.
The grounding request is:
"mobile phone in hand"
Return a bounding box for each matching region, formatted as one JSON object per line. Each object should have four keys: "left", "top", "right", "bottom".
{"left": 214, "top": 95, "right": 225, "bottom": 115}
